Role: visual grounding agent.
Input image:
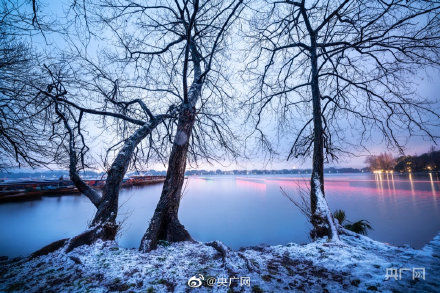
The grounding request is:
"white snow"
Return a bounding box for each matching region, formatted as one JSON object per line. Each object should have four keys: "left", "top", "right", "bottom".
{"left": 175, "top": 131, "right": 188, "bottom": 146}
{"left": 313, "top": 175, "right": 340, "bottom": 242}
{"left": 1, "top": 232, "right": 439, "bottom": 292}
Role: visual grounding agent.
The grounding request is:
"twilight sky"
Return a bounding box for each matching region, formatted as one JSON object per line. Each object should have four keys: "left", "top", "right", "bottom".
{"left": 16, "top": 0, "right": 440, "bottom": 171}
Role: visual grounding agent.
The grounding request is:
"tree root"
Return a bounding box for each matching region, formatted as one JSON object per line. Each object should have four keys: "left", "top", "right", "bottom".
{"left": 140, "top": 215, "right": 193, "bottom": 252}
{"left": 65, "top": 222, "right": 118, "bottom": 252}
{"left": 310, "top": 214, "right": 333, "bottom": 239}
{"left": 206, "top": 241, "right": 228, "bottom": 261}
{"left": 29, "top": 222, "right": 118, "bottom": 259}
{"left": 30, "top": 238, "right": 69, "bottom": 259}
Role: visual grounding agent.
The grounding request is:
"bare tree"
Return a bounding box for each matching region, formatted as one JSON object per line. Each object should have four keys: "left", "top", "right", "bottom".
{"left": 366, "top": 152, "right": 396, "bottom": 171}
{"left": 246, "top": 0, "right": 440, "bottom": 240}
{"left": 5, "top": 0, "right": 242, "bottom": 253}
{"left": 83, "top": 0, "right": 246, "bottom": 251}
{"left": 0, "top": 0, "right": 52, "bottom": 169}
{"left": 27, "top": 61, "right": 178, "bottom": 254}
{"left": 129, "top": 0, "right": 245, "bottom": 252}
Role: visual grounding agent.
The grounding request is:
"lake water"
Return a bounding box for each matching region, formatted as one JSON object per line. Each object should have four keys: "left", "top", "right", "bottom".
{"left": 1, "top": 173, "right": 439, "bottom": 257}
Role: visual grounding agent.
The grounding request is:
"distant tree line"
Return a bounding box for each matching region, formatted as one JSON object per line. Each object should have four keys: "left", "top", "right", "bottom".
{"left": 394, "top": 150, "right": 440, "bottom": 173}
{"left": 366, "top": 149, "right": 440, "bottom": 173}
{"left": 1, "top": 167, "right": 367, "bottom": 180}
{"left": 185, "top": 167, "right": 365, "bottom": 175}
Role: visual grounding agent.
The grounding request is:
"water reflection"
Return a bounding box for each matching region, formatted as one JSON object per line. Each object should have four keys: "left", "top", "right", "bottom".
{"left": 391, "top": 172, "right": 396, "bottom": 195}
{"left": 409, "top": 173, "right": 416, "bottom": 197}
{"left": 374, "top": 172, "right": 383, "bottom": 195}
{"left": 235, "top": 178, "right": 267, "bottom": 192}
{"left": 429, "top": 173, "right": 437, "bottom": 197}
{"left": 0, "top": 173, "right": 439, "bottom": 258}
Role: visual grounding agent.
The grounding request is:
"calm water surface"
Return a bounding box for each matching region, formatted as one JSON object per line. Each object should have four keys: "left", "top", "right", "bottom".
{"left": 1, "top": 173, "right": 439, "bottom": 257}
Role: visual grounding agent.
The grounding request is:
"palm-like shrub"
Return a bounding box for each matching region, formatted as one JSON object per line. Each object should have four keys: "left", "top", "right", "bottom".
{"left": 344, "top": 220, "right": 372, "bottom": 235}
{"left": 333, "top": 209, "right": 346, "bottom": 225}
{"left": 333, "top": 209, "right": 372, "bottom": 235}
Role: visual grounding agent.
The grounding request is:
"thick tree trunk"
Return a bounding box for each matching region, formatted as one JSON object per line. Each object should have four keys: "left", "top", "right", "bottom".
{"left": 140, "top": 40, "right": 202, "bottom": 252}
{"left": 91, "top": 120, "right": 161, "bottom": 229}
{"left": 308, "top": 35, "right": 339, "bottom": 241}
{"left": 140, "top": 107, "right": 195, "bottom": 252}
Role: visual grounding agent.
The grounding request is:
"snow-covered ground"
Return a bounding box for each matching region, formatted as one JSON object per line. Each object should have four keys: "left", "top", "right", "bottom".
{"left": 1, "top": 232, "right": 439, "bottom": 292}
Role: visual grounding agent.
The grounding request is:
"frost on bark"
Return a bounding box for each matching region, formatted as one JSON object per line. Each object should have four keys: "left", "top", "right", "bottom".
{"left": 140, "top": 39, "right": 204, "bottom": 252}
{"left": 90, "top": 120, "right": 160, "bottom": 227}
{"left": 139, "top": 7, "right": 209, "bottom": 251}
{"left": 140, "top": 99, "right": 199, "bottom": 252}
{"left": 310, "top": 173, "right": 339, "bottom": 241}
{"left": 308, "top": 28, "right": 339, "bottom": 242}
{"left": 73, "top": 120, "right": 161, "bottom": 246}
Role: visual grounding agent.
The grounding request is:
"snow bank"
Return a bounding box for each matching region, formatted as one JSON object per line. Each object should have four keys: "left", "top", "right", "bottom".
{"left": 1, "top": 233, "right": 439, "bottom": 292}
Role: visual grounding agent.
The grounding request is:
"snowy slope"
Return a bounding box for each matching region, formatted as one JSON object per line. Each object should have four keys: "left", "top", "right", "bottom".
{"left": 1, "top": 232, "right": 439, "bottom": 292}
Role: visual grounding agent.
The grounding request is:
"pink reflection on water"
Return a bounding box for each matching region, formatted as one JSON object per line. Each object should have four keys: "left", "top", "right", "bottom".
{"left": 263, "top": 176, "right": 439, "bottom": 199}
{"left": 188, "top": 175, "right": 440, "bottom": 199}
{"left": 235, "top": 178, "right": 267, "bottom": 192}
{"left": 264, "top": 176, "right": 440, "bottom": 184}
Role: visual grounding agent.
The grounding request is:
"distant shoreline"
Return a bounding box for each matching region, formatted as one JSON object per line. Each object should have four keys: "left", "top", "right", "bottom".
{"left": 1, "top": 169, "right": 439, "bottom": 180}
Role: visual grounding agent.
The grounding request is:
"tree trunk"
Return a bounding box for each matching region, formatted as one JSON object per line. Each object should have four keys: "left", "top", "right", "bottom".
{"left": 91, "top": 120, "right": 161, "bottom": 229}
{"left": 63, "top": 121, "right": 160, "bottom": 252}
{"left": 309, "top": 34, "right": 339, "bottom": 241}
{"left": 32, "top": 113, "right": 163, "bottom": 256}
{"left": 140, "top": 107, "right": 195, "bottom": 252}
{"left": 140, "top": 39, "right": 202, "bottom": 252}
